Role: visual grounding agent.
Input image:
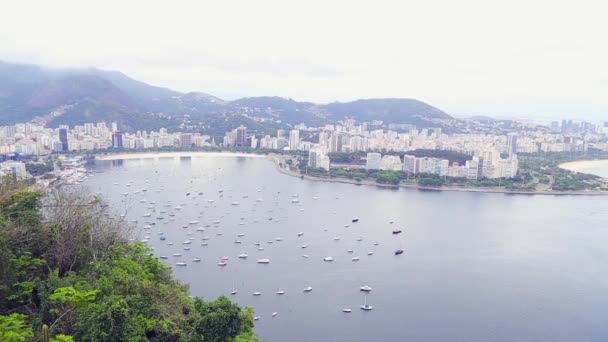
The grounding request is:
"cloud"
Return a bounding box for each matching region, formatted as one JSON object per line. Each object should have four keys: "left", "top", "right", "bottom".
{"left": 1, "top": 0, "right": 608, "bottom": 119}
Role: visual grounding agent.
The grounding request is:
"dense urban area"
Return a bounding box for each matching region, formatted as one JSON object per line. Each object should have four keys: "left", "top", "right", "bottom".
{"left": 1, "top": 116, "right": 607, "bottom": 193}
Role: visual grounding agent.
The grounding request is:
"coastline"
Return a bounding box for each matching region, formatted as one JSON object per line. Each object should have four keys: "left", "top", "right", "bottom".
{"left": 270, "top": 155, "right": 608, "bottom": 196}
{"left": 558, "top": 159, "right": 608, "bottom": 173}
{"left": 88, "top": 151, "right": 608, "bottom": 196}
{"left": 96, "top": 151, "right": 266, "bottom": 161}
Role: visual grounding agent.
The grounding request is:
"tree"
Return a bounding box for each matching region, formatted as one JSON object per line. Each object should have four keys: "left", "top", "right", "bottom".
{"left": 0, "top": 314, "right": 34, "bottom": 342}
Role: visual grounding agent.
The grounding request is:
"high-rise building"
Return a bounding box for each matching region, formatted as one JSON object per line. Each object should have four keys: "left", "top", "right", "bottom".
{"left": 366, "top": 152, "right": 382, "bottom": 170}
{"left": 236, "top": 125, "right": 247, "bottom": 146}
{"left": 84, "top": 123, "right": 94, "bottom": 136}
{"left": 180, "top": 133, "right": 192, "bottom": 148}
{"left": 59, "top": 128, "right": 68, "bottom": 151}
{"left": 112, "top": 131, "right": 124, "bottom": 148}
{"left": 289, "top": 130, "right": 300, "bottom": 151}
{"left": 506, "top": 133, "right": 518, "bottom": 154}
{"left": 111, "top": 122, "right": 118, "bottom": 132}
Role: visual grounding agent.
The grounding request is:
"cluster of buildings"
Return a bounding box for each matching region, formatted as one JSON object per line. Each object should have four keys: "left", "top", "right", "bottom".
{"left": 365, "top": 151, "right": 519, "bottom": 180}
{"left": 0, "top": 122, "right": 214, "bottom": 156}
{"left": 0, "top": 117, "right": 606, "bottom": 180}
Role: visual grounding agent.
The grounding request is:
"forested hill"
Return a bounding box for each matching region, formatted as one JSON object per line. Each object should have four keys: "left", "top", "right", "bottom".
{"left": 0, "top": 60, "right": 453, "bottom": 131}
{"left": 0, "top": 176, "right": 260, "bottom": 342}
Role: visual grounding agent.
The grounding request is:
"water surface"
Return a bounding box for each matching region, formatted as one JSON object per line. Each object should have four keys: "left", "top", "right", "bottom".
{"left": 83, "top": 155, "right": 608, "bottom": 342}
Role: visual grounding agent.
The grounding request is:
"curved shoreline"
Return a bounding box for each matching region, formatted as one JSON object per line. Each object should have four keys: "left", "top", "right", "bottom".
{"left": 96, "top": 151, "right": 266, "bottom": 161}
{"left": 92, "top": 151, "right": 608, "bottom": 196}
{"left": 269, "top": 156, "right": 608, "bottom": 196}
{"left": 559, "top": 159, "right": 608, "bottom": 174}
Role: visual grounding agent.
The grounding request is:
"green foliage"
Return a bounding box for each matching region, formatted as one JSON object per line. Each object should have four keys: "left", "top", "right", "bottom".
{"left": 191, "top": 296, "right": 244, "bottom": 342}
{"left": 50, "top": 334, "right": 74, "bottom": 342}
{"left": 26, "top": 162, "right": 54, "bottom": 177}
{"left": 0, "top": 177, "right": 259, "bottom": 342}
{"left": 0, "top": 314, "right": 34, "bottom": 342}
{"left": 375, "top": 170, "right": 403, "bottom": 185}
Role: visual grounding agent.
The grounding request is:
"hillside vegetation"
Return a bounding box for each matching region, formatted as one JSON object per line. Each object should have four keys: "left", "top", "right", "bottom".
{"left": 0, "top": 177, "right": 259, "bottom": 342}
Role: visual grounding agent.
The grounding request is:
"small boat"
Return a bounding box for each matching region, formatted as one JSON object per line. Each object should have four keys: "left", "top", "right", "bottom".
{"left": 276, "top": 290, "right": 285, "bottom": 295}
{"left": 342, "top": 308, "right": 352, "bottom": 313}
{"left": 253, "top": 316, "right": 260, "bottom": 321}
{"left": 333, "top": 237, "right": 340, "bottom": 241}
{"left": 231, "top": 202, "right": 240, "bottom": 206}
{"left": 344, "top": 224, "right": 350, "bottom": 227}
{"left": 252, "top": 292, "right": 261, "bottom": 296}
{"left": 302, "top": 254, "right": 309, "bottom": 258}
{"left": 160, "top": 236, "right": 166, "bottom": 241}
{"left": 173, "top": 253, "right": 182, "bottom": 257}
{"left": 360, "top": 285, "right": 372, "bottom": 292}
{"left": 297, "top": 232, "right": 304, "bottom": 237}
{"left": 324, "top": 256, "right": 334, "bottom": 262}
{"left": 189, "top": 221, "right": 199, "bottom": 225}
{"left": 303, "top": 286, "right": 313, "bottom": 292}
{"left": 176, "top": 262, "right": 187, "bottom": 266}
{"left": 395, "top": 249, "right": 404, "bottom": 255}
{"left": 237, "top": 233, "right": 245, "bottom": 237}
{"left": 234, "top": 240, "right": 242, "bottom": 244}
{"left": 367, "top": 251, "right": 374, "bottom": 256}
{"left": 347, "top": 249, "right": 354, "bottom": 253}
{"left": 392, "top": 230, "right": 402, "bottom": 235}
{"left": 221, "top": 256, "right": 229, "bottom": 261}
{"left": 231, "top": 290, "right": 237, "bottom": 295}
{"left": 238, "top": 254, "right": 248, "bottom": 259}
{"left": 183, "top": 247, "right": 191, "bottom": 250}
{"left": 352, "top": 218, "right": 359, "bottom": 223}
{"left": 217, "top": 262, "right": 227, "bottom": 267}
{"left": 301, "top": 244, "right": 309, "bottom": 249}
{"left": 360, "top": 295, "right": 372, "bottom": 311}
{"left": 352, "top": 257, "right": 360, "bottom": 261}
{"left": 257, "top": 258, "right": 270, "bottom": 264}
{"left": 272, "top": 312, "right": 278, "bottom": 317}
{"left": 159, "top": 256, "right": 169, "bottom": 259}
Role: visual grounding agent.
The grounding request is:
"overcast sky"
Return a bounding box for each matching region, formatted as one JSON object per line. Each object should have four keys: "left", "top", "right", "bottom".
{"left": 1, "top": 0, "right": 607, "bottom": 120}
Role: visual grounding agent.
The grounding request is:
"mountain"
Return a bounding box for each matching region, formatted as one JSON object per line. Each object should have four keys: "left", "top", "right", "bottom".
{"left": 0, "top": 60, "right": 453, "bottom": 131}
{"left": 321, "top": 98, "right": 451, "bottom": 125}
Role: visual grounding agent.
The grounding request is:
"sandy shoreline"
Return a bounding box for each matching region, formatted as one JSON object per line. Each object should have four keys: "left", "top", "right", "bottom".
{"left": 559, "top": 159, "right": 608, "bottom": 172}
{"left": 96, "top": 151, "right": 266, "bottom": 161}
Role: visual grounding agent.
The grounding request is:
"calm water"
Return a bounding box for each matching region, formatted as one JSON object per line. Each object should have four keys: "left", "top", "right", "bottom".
{"left": 83, "top": 156, "right": 608, "bottom": 342}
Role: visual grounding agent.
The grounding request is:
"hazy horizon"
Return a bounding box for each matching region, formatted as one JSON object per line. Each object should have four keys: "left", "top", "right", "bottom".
{"left": 2, "top": 0, "right": 607, "bottom": 121}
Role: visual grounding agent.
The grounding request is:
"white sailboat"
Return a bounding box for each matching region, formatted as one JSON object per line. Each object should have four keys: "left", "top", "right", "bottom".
{"left": 360, "top": 295, "right": 373, "bottom": 311}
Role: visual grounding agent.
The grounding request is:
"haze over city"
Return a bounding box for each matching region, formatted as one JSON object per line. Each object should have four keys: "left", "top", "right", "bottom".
{"left": 1, "top": 0, "right": 607, "bottom": 120}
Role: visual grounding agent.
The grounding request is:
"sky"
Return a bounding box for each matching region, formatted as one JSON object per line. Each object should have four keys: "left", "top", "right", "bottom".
{"left": 1, "top": 0, "right": 607, "bottom": 120}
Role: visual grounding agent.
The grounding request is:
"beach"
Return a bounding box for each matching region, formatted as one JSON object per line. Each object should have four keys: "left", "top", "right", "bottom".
{"left": 559, "top": 159, "right": 608, "bottom": 173}
{"left": 96, "top": 151, "right": 266, "bottom": 161}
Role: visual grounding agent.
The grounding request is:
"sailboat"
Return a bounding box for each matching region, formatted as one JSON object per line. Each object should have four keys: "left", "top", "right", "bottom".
{"left": 231, "top": 279, "right": 237, "bottom": 295}
{"left": 360, "top": 295, "right": 373, "bottom": 311}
